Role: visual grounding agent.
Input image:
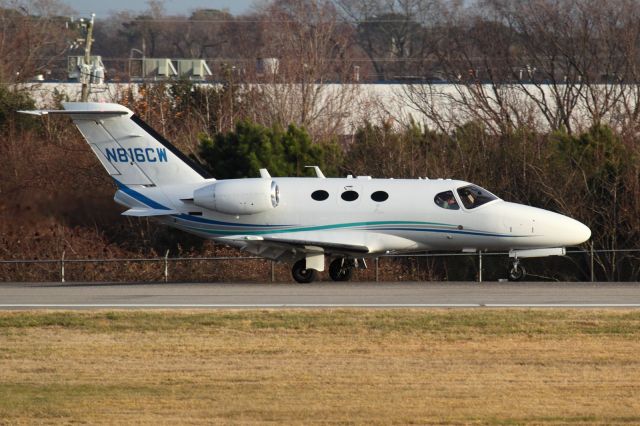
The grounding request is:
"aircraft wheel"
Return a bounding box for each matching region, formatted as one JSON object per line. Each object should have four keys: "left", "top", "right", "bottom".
{"left": 329, "top": 258, "right": 353, "bottom": 282}
{"left": 508, "top": 262, "right": 526, "bottom": 281}
{"left": 292, "top": 259, "right": 317, "bottom": 284}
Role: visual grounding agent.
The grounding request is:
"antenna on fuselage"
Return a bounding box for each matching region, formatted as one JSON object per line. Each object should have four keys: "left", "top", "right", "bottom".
{"left": 259, "top": 168, "right": 271, "bottom": 178}
{"left": 305, "top": 166, "right": 325, "bottom": 178}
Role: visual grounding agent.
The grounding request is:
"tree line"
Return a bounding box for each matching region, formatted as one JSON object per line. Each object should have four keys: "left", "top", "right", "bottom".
{"left": 1, "top": 79, "right": 638, "bottom": 280}
{"left": 0, "top": 0, "right": 639, "bottom": 280}
{"left": 5, "top": 0, "right": 640, "bottom": 84}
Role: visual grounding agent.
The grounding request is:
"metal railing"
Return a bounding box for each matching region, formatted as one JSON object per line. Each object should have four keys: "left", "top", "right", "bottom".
{"left": 1, "top": 247, "right": 639, "bottom": 283}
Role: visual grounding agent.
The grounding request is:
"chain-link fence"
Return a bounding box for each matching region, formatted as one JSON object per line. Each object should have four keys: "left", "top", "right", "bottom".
{"left": 2, "top": 248, "right": 639, "bottom": 283}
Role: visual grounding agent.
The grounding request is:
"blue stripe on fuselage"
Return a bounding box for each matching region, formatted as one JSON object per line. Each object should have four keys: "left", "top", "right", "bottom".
{"left": 373, "top": 227, "right": 531, "bottom": 238}
{"left": 176, "top": 223, "right": 528, "bottom": 238}
{"left": 173, "top": 214, "right": 292, "bottom": 228}
{"left": 113, "top": 178, "right": 170, "bottom": 210}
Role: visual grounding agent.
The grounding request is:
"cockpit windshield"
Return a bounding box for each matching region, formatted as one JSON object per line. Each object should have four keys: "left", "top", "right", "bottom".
{"left": 434, "top": 190, "right": 460, "bottom": 210}
{"left": 456, "top": 185, "right": 497, "bottom": 209}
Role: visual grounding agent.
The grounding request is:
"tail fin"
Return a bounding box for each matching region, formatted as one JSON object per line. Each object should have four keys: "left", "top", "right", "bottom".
{"left": 22, "top": 102, "right": 210, "bottom": 186}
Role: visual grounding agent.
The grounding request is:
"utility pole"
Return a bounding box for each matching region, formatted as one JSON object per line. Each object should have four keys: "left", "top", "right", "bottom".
{"left": 80, "top": 13, "right": 95, "bottom": 102}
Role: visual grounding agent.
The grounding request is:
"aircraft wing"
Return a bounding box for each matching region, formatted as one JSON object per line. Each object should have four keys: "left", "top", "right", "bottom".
{"left": 262, "top": 236, "right": 370, "bottom": 254}
{"left": 220, "top": 235, "right": 370, "bottom": 256}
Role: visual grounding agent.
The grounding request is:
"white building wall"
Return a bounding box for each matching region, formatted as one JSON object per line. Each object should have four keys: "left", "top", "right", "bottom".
{"left": 18, "top": 82, "right": 633, "bottom": 135}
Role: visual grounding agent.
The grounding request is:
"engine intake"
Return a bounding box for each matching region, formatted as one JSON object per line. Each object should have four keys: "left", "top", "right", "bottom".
{"left": 193, "top": 179, "right": 279, "bottom": 215}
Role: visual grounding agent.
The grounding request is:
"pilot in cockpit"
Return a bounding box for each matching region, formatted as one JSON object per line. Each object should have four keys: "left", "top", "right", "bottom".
{"left": 464, "top": 192, "right": 475, "bottom": 206}
{"left": 435, "top": 190, "right": 460, "bottom": 210}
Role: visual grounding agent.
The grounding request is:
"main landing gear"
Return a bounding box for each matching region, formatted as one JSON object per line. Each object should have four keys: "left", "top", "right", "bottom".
{"left": 508, "top": 258, "right": 526, "bottom": 281}
{"left": 290, "top": 257, "right": 360, "bottom": 284}
{"left": 291, "top": 259, "right": 318, "bottom": 284}
{"left": 328, "top": 258, "right": 354, "bottom": 282}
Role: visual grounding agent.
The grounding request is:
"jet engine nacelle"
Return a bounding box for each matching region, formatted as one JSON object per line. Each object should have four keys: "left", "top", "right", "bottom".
{"left": 193, "top": 179, "right": 280, "bottom": 215}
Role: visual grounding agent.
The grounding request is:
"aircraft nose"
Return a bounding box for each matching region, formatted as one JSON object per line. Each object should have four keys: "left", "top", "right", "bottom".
{"left": 502, "top": 202, "right": 591, "bottom": 247}
{"left": 547, "top": 214, "right": 591, "bottom": 246}
{"left": 576, "top": 220, "right": 591, "bottom": 244}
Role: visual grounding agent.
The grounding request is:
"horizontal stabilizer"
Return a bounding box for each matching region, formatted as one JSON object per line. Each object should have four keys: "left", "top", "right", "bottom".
{"left": 122, "top": 208, "right": 177, "bottom": 217}
{"left": 19, "top": 109, "right": 129, "bottom": 117}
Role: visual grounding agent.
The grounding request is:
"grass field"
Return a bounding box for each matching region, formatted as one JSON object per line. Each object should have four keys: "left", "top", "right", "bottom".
{"left": 1, "top": 310, "right": 639, "bottom": 424}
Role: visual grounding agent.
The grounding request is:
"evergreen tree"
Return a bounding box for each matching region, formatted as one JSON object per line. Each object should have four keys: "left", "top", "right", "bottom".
{"left": 198, "top": 120, "right": 341, "bottom": 178}
{"left": 0, "top": 87, "right": 36, "bottom": 133}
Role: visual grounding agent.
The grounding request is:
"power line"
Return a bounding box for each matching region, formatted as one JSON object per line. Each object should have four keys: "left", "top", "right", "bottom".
{"left": 3, "top": 16, "right": 432, "bottom": 24}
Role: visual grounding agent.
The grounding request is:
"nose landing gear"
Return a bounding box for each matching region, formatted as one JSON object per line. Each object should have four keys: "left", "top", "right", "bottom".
{"left": 506, "top": 248, "right": 568, "bottom": 281}
{"left": 508, "top": 258, "right": 526, "bottom": 281}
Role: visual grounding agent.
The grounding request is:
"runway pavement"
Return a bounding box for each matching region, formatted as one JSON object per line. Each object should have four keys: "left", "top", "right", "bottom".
{"left": 0, "top": 281, "right": 639, "bottom": 309}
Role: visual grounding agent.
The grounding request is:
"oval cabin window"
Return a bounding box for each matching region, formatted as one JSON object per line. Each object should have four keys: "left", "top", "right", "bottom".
{"left": 341, "top": 190, "right": 359, "bottom": 201}
{"left": 371, "top": 191, "right": 389, "bottom": 202}
{"left": 311, "top": 190, "right": 329, "bottom": 201}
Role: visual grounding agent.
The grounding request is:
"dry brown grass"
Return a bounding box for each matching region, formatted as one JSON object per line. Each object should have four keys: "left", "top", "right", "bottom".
{"left": 0, "top": 310, "right": 639, "bottom": 424}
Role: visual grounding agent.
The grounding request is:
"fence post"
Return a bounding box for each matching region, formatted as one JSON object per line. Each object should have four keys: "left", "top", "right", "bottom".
{"left": 164, "top": 250, "right": 170, "bottom": 283}
{"left": 375, "top": 257, "right": 379, "bottom": 282}
{"left": 61, "top": 250, "right": 65, "bottom": 283}
{"left": 270, "top": 260, "right": 275, "bottom": 283}
{"left": 478, "top": 251, "right": 483, "bottom": 283}
{"left": 590, "top": 243, "right": 595, "bottom": 282}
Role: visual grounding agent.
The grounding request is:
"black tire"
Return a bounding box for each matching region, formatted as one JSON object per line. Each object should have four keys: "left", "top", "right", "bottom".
{"left": 329, "top": 258, "right": 353, "bottom": 282}
{"left": 508, "top": 263, "right": 526, "bottom": 281}
{"left": 292, "top": 259, "right": 317, "bottom": 283}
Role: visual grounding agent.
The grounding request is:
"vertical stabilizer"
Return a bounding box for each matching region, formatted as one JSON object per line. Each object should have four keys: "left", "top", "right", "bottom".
{"left": 43, "top": 102, "right": 210, "bottom": 186}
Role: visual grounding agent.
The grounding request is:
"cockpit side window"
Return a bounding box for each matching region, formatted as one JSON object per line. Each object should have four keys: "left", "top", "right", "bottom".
{"left": 434, "top": 190, "right": 460, "bottom": 210}
{"left": 456, "top": 185, "right": 497, "bottom": 209}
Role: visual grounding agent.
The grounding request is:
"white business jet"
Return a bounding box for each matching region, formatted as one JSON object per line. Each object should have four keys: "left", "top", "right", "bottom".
{"left": 22, "top": 102, "right": 591, "bottom": 282}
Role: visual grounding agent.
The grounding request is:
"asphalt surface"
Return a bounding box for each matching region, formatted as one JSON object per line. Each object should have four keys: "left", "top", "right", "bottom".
{"left": 0, "top": 282, "right": 639, "bottom": 309}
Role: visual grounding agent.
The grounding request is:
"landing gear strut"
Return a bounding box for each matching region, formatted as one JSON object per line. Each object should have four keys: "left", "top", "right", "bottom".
{"left": 291, "top": 259, "right": 317, "bottom": 284}
{"left": 508, "top": 258, "right": 526, "bottom": 281}
{"left": 329, "top": 258, "right": 354, "bottom": 282}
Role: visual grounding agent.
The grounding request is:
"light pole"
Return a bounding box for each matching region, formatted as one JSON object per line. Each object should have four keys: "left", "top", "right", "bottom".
{"left": 80, "top": 13, "right": 95, "bottom": 102}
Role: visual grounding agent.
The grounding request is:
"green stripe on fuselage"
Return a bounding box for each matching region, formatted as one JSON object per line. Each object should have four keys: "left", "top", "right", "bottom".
{"left": 174, "top": 219, "right": 461, "bottom": 236}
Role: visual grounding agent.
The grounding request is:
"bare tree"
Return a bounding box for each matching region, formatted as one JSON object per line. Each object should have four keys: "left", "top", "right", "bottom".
{"left": 398, "top": 0, "right": 640, "bottom": 136}
{"left": 0, "top": 0, "right": 74, "bottom": 82}
{"left": 248, "top": 0, "right": 360, "bottom": 138}
{"left": 337, "top": 0, "right": 442, "bottom": 81}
